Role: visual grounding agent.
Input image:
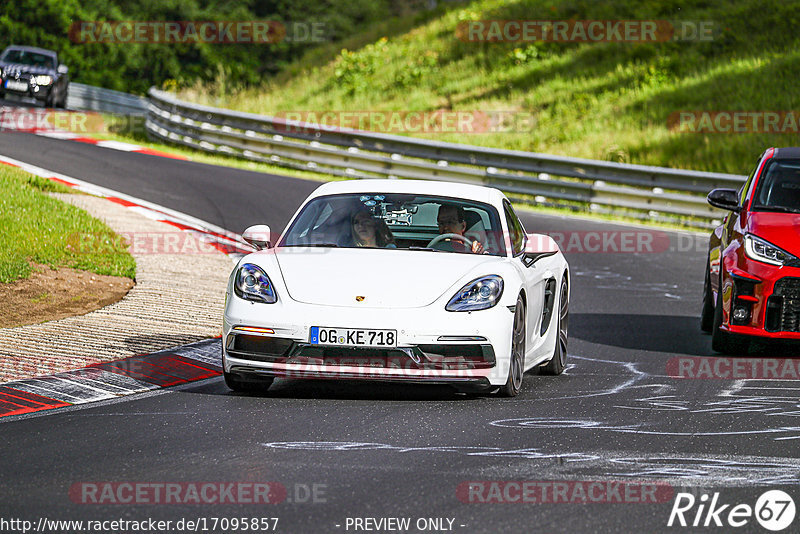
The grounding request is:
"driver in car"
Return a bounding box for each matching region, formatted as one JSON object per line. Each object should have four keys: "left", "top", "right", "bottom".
{"left": 435, "top": 204, "right": 484, "bottom": 253}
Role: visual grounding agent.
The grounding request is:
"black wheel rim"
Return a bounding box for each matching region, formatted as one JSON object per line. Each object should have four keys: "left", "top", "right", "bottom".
{"left": 511, "top": 301, "right": 525, "bottom": 391}
{"left": 558, "top": 281, "right": 569, "bottom": 366}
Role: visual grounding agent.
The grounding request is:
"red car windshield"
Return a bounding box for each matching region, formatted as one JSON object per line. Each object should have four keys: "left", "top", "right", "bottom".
{"left": 751, "top": 159, "right": 800, "bottom": 213}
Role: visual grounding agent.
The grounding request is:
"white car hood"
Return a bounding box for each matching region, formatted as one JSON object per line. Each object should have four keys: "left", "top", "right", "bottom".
{"left": 274, "top": 248, "right": 497, "bottom": 308}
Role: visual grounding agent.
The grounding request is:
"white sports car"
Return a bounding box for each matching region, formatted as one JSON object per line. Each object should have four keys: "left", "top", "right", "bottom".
{"left": 222, "top": 179, "right": 569, "bottom": 396}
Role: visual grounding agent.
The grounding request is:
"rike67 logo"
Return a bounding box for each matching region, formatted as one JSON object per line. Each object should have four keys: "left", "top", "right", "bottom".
{"left": 668, "top": 490, "right": 796, "bottom": 531}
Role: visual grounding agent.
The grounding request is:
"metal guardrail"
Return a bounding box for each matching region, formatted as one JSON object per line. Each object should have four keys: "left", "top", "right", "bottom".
{"left": 146, "top": 88, "right": 746, "bottom": 228}
{"left": 68, "top": 83, "right": 147, "bottom": 116}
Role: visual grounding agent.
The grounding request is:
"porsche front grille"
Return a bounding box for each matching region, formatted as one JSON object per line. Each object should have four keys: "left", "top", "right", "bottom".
{"left": 226, "top": 334, "right": 495, "bottom": 370}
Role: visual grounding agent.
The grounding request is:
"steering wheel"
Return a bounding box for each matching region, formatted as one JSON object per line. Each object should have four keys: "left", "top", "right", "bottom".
{"left": 465, "top": 231, "right": 486, "bottom": 249}
{"left": 427, "top": 233, "right": 473, "bottom": 248}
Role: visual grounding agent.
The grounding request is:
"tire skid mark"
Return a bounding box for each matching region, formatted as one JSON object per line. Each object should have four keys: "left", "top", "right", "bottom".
{"left": 259, "top": 441, "right": 800, "bottom": 486}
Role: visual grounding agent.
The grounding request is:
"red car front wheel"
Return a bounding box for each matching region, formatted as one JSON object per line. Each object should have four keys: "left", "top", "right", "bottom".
{"left": 711, "top": 272, "right": 750, "bottom": 354}
{"left": 700, "top": 263, "right": 715, "bottom": 333}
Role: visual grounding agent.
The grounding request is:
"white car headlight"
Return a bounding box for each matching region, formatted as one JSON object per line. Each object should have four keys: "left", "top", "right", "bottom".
{"left": 35, "top": 75, "right": 52, "bottom": 85}
{"left": 744, "top": 234, "right": 797, "bottom": 266}
{"left": 446, "top": 275, "right": 503, "bottom": 312}
{"left": 234, "top": 263, "right": 277, "bottom": 303}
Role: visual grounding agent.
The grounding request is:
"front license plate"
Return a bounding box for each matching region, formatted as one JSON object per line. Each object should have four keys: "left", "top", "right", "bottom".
{"left": 5, "top": 80, "right": 28, "bottom": 92}
{"left": 310, "top": 326, "right": 397, "bottom": 347}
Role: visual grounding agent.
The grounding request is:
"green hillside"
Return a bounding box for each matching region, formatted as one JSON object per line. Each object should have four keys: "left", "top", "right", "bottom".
{"left": 176, "top": 0, "right": 800, "bottom": 174}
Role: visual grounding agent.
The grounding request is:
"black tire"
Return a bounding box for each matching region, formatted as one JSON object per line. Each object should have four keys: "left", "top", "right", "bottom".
{"left": 57, "top": 88, "right": 68, "bottom": 108}
{"left": 541, "top": 276, "right": 569, "bottom": 375}
{"left": 498, "top": 295, "right": 526, "bottom": 397}
{"left": 44, "top": 92, "right": 55, "bottom": 108}
{"left": 224, "top": 371, "right": 274, "bottom": 393}
{"left": 700, "top": 264, "right": 715, "bottom": 333}
{"left": 711, "top": 274, "right": 750, "bottom": 354}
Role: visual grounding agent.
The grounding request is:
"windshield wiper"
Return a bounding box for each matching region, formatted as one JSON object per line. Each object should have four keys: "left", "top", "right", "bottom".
{"left": 408, "top": 246, "right": 443, "bottom": 252}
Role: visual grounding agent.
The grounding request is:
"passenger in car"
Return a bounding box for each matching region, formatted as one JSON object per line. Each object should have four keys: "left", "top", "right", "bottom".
{"left": 436, "top": 204, "right": 484, "bottom": 253}
{"left": 350, "top": 209, "right": 397, "bottom": 248}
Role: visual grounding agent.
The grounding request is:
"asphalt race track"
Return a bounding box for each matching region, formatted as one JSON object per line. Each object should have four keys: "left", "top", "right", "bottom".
{"left": 1, "top": 130, "right": 799, "bottom": 533}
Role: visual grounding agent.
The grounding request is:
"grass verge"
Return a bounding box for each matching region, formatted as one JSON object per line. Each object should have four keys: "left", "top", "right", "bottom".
{"left": 0, "top": 165, "right": 136, "bottom": 283}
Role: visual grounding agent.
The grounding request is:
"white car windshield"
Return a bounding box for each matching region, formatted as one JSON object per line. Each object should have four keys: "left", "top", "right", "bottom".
{"left": 279, "top": 193, "right": 507, "bottom": 256}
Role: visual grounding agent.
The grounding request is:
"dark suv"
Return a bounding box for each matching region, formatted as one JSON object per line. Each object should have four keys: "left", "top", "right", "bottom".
{"left": 0, "top": 45, "right": 69, "bottom": 108}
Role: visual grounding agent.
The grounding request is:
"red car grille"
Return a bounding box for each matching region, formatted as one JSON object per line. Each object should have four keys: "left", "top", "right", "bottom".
{"left": 766, "top": 277, "right": 800, "bottom": 332}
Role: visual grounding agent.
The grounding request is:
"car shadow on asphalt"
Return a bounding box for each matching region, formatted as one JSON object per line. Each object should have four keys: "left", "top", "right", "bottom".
{"left": 571, "top": 313, "right": 800, "bottom": 357}
{"left": 182, "top": 377, "right": 500, "bottom": 402}
{"left": 570, "top": 313, "right": 718, "bottom": 356}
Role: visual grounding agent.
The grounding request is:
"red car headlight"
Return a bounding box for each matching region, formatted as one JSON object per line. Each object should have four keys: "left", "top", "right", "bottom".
{"left": 744, "top": 234, "right": 798, "bottom": 266}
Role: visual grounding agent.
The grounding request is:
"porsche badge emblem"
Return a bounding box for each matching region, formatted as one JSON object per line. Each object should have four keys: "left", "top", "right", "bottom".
{"left": 355, "top": 296, "right": 366, "bottom": 302}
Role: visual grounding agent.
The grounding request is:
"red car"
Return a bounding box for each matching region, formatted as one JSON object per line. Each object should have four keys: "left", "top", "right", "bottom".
{"left": 702, "top": 147, "right": 800, "bottom": 353}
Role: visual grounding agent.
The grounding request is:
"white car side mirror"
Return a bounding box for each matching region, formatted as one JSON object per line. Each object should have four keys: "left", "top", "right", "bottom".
{"left": 242, "top": 224, "right": 272, "bottom": 250}
{"left": 522, "top": 233, "right": 559, "bottom": 267}
{"left": 57, "top": 64, "right": 69, "bottom": 75}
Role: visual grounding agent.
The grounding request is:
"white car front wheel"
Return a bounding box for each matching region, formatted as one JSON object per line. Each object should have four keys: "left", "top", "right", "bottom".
{"left": 498, "top": 294, "right": 525, "bottom": 397}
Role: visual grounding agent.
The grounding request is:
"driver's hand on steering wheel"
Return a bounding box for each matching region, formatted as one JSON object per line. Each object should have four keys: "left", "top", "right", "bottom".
{"left": 471, "top": 240, "right": 484, "bottom": 253}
